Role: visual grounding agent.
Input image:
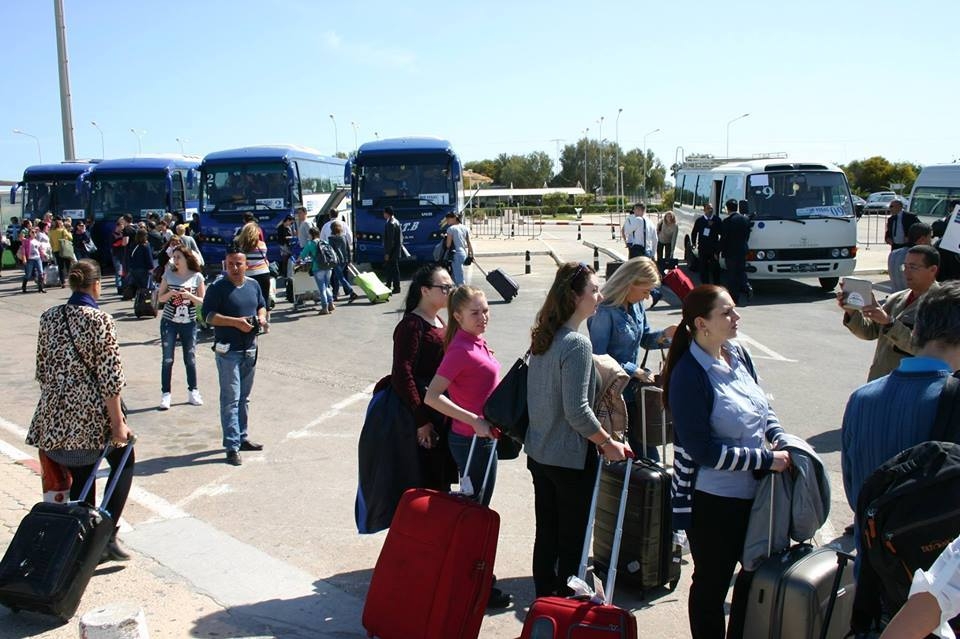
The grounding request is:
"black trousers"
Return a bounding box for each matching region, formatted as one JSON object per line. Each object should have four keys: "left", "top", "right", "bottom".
{"left": 724, "top": 257, "right": 750, "bottom": 303}
{"left": 383, "top": 255, "right": 401, "bottom": 291}
{"left": 699, "top": 253, "right": 722, "bottom": 285}
{"left": 687, "top": 490, "right": 754, "bottom": 639}
{"left": 527, "top": 451, "right": 599, "bottom": 597}
{"left": 68, "top": 445, "right": 135, "bottom": 531}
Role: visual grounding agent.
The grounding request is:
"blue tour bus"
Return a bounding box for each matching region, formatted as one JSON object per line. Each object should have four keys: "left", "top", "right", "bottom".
{"left": 195, "top": 145, "right": 348, "bottom": 267}
{"left": 86, "top": 155, "right": 201, "bottom": 267}
{"left": 10, "top": 161, "right": 100, "bottom": 222}
{"left": 348, "top": 137, "right": 463, "bottom": 263}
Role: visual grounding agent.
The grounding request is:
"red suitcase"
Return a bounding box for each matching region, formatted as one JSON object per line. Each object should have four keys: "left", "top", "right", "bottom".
{"left": 363, "top": 437, "right": 499, "bottom": 639}
{"left": 662, "top": 268, "right": 694, "bottom": 302}
{"left": 520, "top": 460, "right": 639, "bottom": 639}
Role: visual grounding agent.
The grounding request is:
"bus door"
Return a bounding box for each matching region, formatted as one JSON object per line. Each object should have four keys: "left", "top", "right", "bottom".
{"left": 710, "top": 179, "right": 723, "bottom": 214}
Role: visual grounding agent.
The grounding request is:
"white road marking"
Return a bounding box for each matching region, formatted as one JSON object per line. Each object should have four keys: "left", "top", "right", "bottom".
{"left": 737, "top": 332, "right": 797, "bottom": 362}
{"left": 285, "top": 387, "right": 373, "bottom": 440}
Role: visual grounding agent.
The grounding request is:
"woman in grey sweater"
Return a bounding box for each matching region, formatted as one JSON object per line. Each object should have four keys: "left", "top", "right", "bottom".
{"left": 525, "top": 262, "right": 631, "bottom": 597}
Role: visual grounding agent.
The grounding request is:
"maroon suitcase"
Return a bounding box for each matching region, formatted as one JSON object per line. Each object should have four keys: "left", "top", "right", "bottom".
{"left": 519, "top": 460, "right": 639, "bottom": 639}
{"left": 662, "top": 268, "right": 694, "bottom": 302}
{"left": 363, "top": 438, "right": 499, "bottom": 639}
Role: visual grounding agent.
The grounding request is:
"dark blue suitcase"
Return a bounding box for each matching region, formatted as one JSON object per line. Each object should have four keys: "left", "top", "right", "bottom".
{"left": 474, "top": 261, "right": 518, "bottom": 302}
{"left": 0, "top": 442, "right": 135, "bottom": 621}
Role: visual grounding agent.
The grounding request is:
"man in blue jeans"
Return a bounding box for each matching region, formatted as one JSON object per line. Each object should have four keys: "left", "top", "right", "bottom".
{"left": 203, "top": 246, "right": 268, "bottom": 466}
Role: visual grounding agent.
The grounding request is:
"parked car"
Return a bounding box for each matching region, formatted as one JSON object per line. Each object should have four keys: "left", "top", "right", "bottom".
{"left": 863, "top": 191, "right": 901, "bottom": 214}
{"left": 852, "top": 194, "right": 866, "bottom": 218}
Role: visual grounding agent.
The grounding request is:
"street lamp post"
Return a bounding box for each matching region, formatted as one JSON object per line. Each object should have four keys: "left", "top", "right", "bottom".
{"left": 615, "top": 107, "right": 623, "bottom": 209}
{"left": 641, "top": 128, "right": 661, "bottom": 204}
{"left": 582, "top": 128, "right": 589, "bottom": 192}
{"left": 176, "top": 137, "right": 188, "bottom": 154}
{"left": 13, "top": 129, "right": 42, "bottom": 163}
{"left": 91, "top": 121, "right": 104, "bottom": 158}
{"left": 350, "top": 121, "right": 359, "bottom": 153}
{"left": 129, "top": 128, "right": 144, "bottom": 155}
{"left": 329, "top": 114, "right": 339, "bottom": 155}
{"left": 725, "top": 113, "right": 750, "bottom": 158}
{"left": 597, "top": 116, "right": 604, "bottom": 198}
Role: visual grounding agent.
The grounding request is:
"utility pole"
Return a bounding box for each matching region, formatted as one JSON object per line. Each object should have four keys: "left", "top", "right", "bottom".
{"left": 54, "top": 0, "right": 76, "bottom": 160}
{"left": 549, "top": 138, "right": 563, "bottom": 176}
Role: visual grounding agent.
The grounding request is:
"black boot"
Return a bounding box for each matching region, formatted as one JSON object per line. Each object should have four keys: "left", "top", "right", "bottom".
{"left": 100, "top": 531, "right": 131, "bottom": 563}
{"left": 21, "top": 279, "right": 27, "bottom": 293}
{"left": 38, "top": 279, "right": 46, "bottom": 294}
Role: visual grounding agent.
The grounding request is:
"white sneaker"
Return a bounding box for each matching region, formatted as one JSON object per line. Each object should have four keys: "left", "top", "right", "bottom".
{"left": 187, "top": 389, "right": 203, "bottom": 406}
{"left": 159, "top": 393, "right": 171, "bottom": 410}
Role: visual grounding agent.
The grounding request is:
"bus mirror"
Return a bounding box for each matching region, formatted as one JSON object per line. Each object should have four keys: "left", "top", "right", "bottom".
{"left": 343, "top": 160, "right": 353, "bottom": 184}
{"left": 738, "top": 199, "right": 750, "bottom": 216}
{"left": 451, "top": 163, "right": 462, "bottom": 182}
{"left": 9, "top": 184, "right": 17, "bottom": 205}
{"left": 186, "top": 168, "right": 196, "bottom": 189}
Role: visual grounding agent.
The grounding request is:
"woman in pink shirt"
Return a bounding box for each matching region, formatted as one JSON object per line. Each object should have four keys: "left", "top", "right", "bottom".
{"left": 425, "top": 284, "right": 510, "bottom": 608}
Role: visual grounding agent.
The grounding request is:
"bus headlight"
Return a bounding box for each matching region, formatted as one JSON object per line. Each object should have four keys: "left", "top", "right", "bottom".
{"left": 831, "top": 248, "right": 840, "bottom": 258}
{"left": 840, "top": 248, "right": 850, "bottom": 257}
{"left": 756, "top": 250, "right": 766, "bottom": 260}
{"left": 766, "top": 250, "right": 776, "bottom": 260}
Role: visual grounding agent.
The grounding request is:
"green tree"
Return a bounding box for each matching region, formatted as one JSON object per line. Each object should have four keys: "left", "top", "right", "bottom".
{"left": 497, "top": 151, "right": 554, "bottom": 188}
{"left": 464, "top": 159, "right": 498, "bottom": 183}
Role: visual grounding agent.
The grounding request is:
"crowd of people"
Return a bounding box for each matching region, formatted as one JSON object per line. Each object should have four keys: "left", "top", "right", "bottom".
{"left": 10, "top": 196, "right": 960, "bottom": 638}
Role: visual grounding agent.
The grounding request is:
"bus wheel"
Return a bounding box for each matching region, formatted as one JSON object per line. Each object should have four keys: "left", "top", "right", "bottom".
{"left": 818, "top": 277, "right": 839, "bottom": 291}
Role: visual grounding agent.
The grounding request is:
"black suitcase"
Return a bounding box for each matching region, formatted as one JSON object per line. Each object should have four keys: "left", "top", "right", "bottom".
{"left": 593, "top": 403, "right": 680, "bottom": 596}
{"left": 606, "top": 260, "right": 623, "bottom": 280}
{"left": 134, "top": 287, "right": 157, "bottom": 318}
{"left": 0, "top": 442, "right": 135, "bottom": 621}
{"left": 473, "top": 261, "right": 518, "bottom": 303}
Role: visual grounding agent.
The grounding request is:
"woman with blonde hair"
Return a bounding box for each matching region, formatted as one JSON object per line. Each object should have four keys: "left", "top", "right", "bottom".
{"left": 588, "top": 256, "right": 676, "bottom": 456}
{"left": 236, "top": 222, "right": 272, "bottom": 313}
{"left": 657, "top": 211, "right": 679, "bottom": 263}
{"left": 526, "top": 262, "right": 631, "bottom": 597}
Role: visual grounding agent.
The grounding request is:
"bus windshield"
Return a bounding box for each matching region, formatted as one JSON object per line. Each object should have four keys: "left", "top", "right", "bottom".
{"left": 91, "top": 176, "right": 168, "bottom": 220}
{"left": 910, "top": 186, "right": 960, "bottom": 219}
{"left": 357, "top": 158, "right": 454, "bottom": 213}
{"left": 746, "top": 172, "right": 853, "bottom": 220}
{"left": 200, "top": 162, "right": 289, "bottom": 214}
{"left": 23, "top": 181, "right": 85, "bottom": 219}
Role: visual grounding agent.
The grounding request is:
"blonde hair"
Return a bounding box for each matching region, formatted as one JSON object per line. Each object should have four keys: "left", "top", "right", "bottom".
{"left": 444, "top": 285, "right": 485, "bottom": 348}
{"left": 601, "top": 256, "right": 660, "bottom": 307}
{"left": 236, "top": 222, "right": 260, "bottom": 252}
{"left": 175, "top": 224, "right": 188, "bottom": 236}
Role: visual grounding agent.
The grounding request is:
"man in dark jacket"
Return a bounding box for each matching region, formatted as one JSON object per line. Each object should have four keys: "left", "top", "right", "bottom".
{"left": 382, "top": 206, "right": 402, "bottom": 293}
{"left": 721, "top": 199, "right": 752, "bottom": 303}
{"left": 691, "top": 203, "right": 723, "bottom": 285}
{"left": 884, "top": 199, "right": 920, "bottom": 250}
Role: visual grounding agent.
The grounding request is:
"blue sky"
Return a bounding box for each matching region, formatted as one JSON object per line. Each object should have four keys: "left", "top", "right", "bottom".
{"left": 3, "top": 0, "right": 958, "bottom": 181}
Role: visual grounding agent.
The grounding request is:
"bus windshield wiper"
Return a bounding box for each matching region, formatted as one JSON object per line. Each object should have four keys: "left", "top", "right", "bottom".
{"left": 801, "top": 215, "right": 852, "bottom": 222}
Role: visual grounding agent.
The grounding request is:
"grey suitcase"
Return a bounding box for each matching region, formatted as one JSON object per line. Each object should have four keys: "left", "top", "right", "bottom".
{"left": 742, "top": 544, "right": 856, "bottom": 639}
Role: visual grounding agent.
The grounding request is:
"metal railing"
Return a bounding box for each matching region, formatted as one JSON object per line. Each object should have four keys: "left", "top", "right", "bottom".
{"left": 466, "top": 207, "right": 543, "bottom": 238}
{"left": 857, "top": 213, "right": 887, "bottom": 247}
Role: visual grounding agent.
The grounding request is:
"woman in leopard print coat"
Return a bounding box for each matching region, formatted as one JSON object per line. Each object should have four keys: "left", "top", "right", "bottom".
{"left": 26, "top": 259, "right": 135, "bottom": 561}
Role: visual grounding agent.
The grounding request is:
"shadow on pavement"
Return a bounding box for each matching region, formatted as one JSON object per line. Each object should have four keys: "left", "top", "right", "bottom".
{"left": 190, "top": 579, "right": 368, "bottom": 639}
{"left": 806, "top": 428, "right": 842, "bottom": 455}
{"left": 134, "top": 449, "right": 226, "bottom": 476}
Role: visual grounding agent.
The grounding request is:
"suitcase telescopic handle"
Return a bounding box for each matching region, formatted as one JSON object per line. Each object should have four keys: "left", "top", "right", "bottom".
{"left": 73, "top": 435, "right": 137, "bottom": 517}
{"left": 461, "top": 434, "right": 497, "bottom": 503}
{"left": 576, "top": 458, "right": 633, "bottom": 604}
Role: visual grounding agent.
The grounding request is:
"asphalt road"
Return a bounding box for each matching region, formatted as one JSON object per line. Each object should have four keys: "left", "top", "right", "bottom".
{"left": 0, "top": 224, "right": 886, "bottom": 638}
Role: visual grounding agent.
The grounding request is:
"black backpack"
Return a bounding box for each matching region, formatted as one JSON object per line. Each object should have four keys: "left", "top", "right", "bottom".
{"left": 314, "top": 239, "right": 338, "bottom": 270}
{"left": 851, "top": 373, "right": 960, "bottom": 634}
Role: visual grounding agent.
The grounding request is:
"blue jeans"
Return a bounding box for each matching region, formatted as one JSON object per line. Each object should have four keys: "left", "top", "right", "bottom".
{"left": 448, "top": 431, "right": 497, "bottom": 506}
{"left": 215, "top": 348, "right": 257, "bottom": 452}
{"left": 112, "top": 253, "right": 124, "bottom": 289}
{"left": 23, "top": 258, "right": 43, "bottom": 285}
{"left": 161, "top": 319, "right": 198, "bottom": 394}
{"left": 451, "top": 248, "right": 468, "bottom": 285}
{"left": 312, "top": 269, "right": 333, "bottom": 308}
{"left": 331, "top": 264, "right": 353, "bottom": 298}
